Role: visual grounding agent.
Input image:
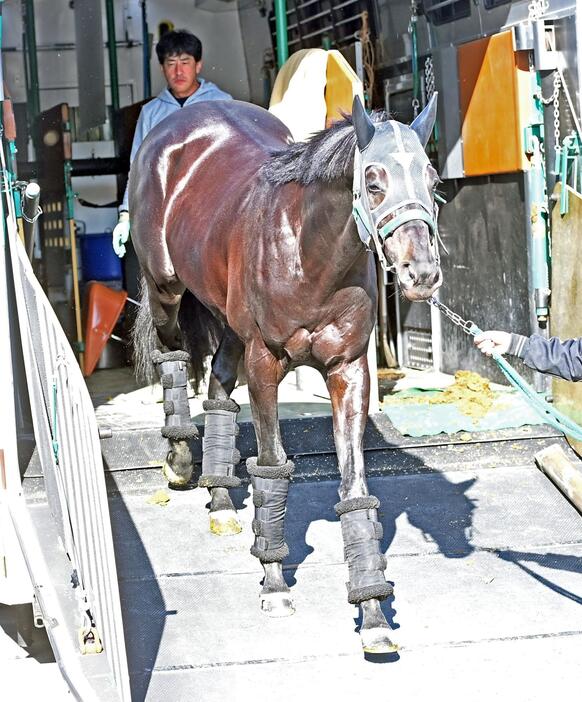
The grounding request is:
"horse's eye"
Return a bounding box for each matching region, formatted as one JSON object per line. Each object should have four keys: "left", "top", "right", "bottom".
{"left": 368, "top": 183, "right": 383, "bottom": 193}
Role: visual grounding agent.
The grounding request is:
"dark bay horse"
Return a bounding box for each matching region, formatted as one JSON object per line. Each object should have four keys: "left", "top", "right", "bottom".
{"left": 130, "top": 97, "right": 441, "bottom": 653}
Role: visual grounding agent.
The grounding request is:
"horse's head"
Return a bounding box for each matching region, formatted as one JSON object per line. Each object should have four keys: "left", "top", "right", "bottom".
{"left": 352, "top": 96, "right": 442, "bottom": 301}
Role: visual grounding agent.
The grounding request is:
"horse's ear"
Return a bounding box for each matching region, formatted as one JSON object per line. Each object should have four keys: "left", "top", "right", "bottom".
{"left": 410, "top": 92, "right": 438, "bottom": 148}
{"left": 352, "top": 95, "right": 375, "bottom": 152}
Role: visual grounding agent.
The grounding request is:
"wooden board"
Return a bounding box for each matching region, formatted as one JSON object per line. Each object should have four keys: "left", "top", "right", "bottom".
{"left": 458, "top": 30, "right": 530, "bottom": 176}
{"left": 551, "top": 183, "right": 582, "bottom": 456}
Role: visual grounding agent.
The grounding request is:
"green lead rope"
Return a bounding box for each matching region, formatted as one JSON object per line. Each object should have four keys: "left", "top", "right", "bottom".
{"left": 467, "top": 322, "right": 582, "bottom": 442}
{"left": 428, "top": 297, "right": 582, "bottom": 442}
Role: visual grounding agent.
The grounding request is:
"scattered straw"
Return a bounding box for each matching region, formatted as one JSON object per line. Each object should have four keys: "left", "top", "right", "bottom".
{"left": 429, "top": 371, "right": 495, "bottom": 420}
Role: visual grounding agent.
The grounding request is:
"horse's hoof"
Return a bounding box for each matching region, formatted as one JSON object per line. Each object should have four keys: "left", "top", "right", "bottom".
{"left": 209, "top": 509, "right": 243, "bottom": 536}
{"left": 360, "top": 627, "right": 399, "bottom": 654}
{"left": 162, "top": 461, "right": 193, "bottom": 488}
{"left": 260, "top": 591, "right": 295, "bottom": 618}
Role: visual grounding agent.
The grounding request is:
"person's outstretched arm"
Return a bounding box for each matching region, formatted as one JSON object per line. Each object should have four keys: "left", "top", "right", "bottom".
{"left": 474, "top": 331, "right": 582, "bottom": 382}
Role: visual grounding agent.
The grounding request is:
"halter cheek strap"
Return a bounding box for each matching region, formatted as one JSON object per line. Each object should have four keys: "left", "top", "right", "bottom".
{"left": 352, "top": 148, "right": 392, "bottom": 271}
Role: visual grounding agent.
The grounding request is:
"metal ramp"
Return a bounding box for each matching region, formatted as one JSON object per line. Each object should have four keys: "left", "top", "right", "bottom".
{"left": 1, "top": 156, "right": 130, "bottom": 698}
{"left": 27, "top": 410, "right": 579, "bottom": 702}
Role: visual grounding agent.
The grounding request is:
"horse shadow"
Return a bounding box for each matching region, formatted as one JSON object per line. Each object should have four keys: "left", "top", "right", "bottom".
{"left": 278, "top": 432, "right": 479, "bottom": 646}
{"left": 496, "top": 549, "right": 582, "bottom": 605}
{"left": 105, "top": 473, "right": 168, "bottom": 702}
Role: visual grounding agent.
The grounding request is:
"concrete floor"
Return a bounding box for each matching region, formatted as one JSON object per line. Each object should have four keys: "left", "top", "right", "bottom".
{"left": 3, "top": 367, "right": 582, "bottom": 701}
{"left": 107, "top": 459, "right": 582, "bottom": 702}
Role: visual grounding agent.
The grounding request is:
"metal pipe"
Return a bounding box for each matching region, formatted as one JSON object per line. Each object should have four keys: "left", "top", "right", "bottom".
{"left": 16, "top": 156, "right": 125, "bottom": 180}
{"left": 274, "top": 0, "right": 289, "bottom": 68}
{"left": 376, "top": 262, "right": 397, "bottom": 368}
{"left": 105, "top": 0, "right": 120, "bottom": 114}
{"left": 22, "top": 0, "right": 41, "bottom": 123}
{"left": 141, "top": 1, "right": 151, "bottom": 99}
{"left": 64, "top": 158, "right": 84, "bottom": 372}
{"left": 22, "top": 181, "right": 40, "bottom": 261}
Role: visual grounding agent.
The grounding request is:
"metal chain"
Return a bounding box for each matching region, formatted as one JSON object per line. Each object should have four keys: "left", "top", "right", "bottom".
{"left": 539, "top": 71, "right": 562, "bottom": 151}
{"left": 427, "top": 297, "right": 477, "bottom": 336}
{"left": 553, "top": 72, "right": 562, "bottom": 152}
{"left": 21, "top": 204, "right": 43, "bottom": 224}
{"left": 424, "top": 56, "right": 435, "bottom": 101}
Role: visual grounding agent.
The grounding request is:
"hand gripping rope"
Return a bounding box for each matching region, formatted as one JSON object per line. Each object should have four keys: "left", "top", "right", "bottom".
{"left": 247, "top": 457, "right": 295, "bottom": 563}
{"left": 335, "top": 496, "right": 393, "bottom": 604}
{"left": 428, "top": 297, "right": 582, "bottom": 441}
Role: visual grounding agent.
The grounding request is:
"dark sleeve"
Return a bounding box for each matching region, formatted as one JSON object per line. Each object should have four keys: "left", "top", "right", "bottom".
{"left": 512, "top": 334, "right": 582, "bottom": 382}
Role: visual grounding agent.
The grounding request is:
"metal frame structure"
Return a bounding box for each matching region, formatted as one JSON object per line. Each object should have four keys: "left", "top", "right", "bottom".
{"left": 381, "top": 0, "right": 578, "bottom": 386}
{"left": 0, "top": 11, "right": 131, "bottom": 688}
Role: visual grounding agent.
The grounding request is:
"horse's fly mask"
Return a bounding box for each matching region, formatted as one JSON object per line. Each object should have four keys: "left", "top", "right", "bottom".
{"left": 351, "top": 94, "right": 439, "bottom": 272}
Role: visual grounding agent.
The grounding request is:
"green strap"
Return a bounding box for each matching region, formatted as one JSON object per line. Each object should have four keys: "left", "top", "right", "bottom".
{"left": 378, "top": 208, "right": 436, "bottom": 240}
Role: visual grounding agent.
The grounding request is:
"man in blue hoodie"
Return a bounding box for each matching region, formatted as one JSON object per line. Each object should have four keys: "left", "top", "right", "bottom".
{"left": 113, "top": 29, "right": 232, "bottom": 257}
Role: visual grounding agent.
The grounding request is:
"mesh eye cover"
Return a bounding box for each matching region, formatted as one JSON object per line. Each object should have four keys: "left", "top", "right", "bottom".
{"left": 360, "top": 121, "right": 434, "bottom": 225}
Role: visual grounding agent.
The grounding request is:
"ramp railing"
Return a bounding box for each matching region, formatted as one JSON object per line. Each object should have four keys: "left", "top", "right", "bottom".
{"left": 1, "top": 136, "right": 131, "bottom": 700}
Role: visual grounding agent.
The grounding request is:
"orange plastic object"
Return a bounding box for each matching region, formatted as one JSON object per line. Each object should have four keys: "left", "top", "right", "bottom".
{"left": 83, "top": 282, "right": 127, "bottom": 377}
{"left": 458, "top": 30, "right": 531, "bottom": 176}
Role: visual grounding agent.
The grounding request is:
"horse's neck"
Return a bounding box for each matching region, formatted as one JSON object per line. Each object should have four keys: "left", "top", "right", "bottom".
{"left": 299, "top": 181, "right": 365, "bottom": 278}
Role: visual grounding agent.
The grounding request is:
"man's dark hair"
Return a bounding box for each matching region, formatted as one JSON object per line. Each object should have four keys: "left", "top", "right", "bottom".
{"left": 155, "top": 30, "right": 202, "bottom": 63}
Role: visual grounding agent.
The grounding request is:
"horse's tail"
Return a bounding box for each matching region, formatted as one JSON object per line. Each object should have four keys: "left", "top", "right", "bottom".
{"left": 132, "top": 278, "right": 225, "bottom": 394}
{"left": 178, "top": 289, "right": 224, "bottom": 394}
{"left": 132, "top": 276, "right": 158, "bottom": 385}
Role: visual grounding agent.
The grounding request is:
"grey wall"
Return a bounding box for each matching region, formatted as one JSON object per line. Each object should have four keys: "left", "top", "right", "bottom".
{"left": 2, "top": 0, "right": 251, "bottom": 109}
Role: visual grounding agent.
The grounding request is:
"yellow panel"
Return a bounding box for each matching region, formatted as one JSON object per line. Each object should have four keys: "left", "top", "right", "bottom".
{"left": 324, "top": 50, "right": 364, "bottom": 125}
{"left": 551, "top": 183, "right": 582, "bottom": 456}
{"left": 459, "top": 31, "right": 530, "bottom": 176}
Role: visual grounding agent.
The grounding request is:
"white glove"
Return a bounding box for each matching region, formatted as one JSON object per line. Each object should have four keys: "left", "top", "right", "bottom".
{"left": 112, "top": 211, "right": 130, "bottom": 258}
{"left": 474, "top": 331, "right": 511, "bottom": 357}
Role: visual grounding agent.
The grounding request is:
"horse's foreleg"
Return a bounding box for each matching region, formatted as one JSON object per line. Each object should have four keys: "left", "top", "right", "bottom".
{"left": 327, "top": 355, "right": 397, "bottom": 654}
{"left": 245, "top": 339, "right": 294, "bottom": 617}
{"left": 199, "top": 328, "right": 245, "bottom": 535}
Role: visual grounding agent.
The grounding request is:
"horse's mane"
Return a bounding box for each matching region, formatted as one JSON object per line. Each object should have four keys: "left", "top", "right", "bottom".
{"left": 262, "top": 110, "right": 388, "bottom": 186}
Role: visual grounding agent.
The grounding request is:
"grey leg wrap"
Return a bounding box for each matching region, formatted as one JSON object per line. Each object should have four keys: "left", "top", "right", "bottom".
{"left": 335, "top": 496, "right": 393, "bottom": 605}
{"left": 198, "top": 399, "right": 242, "bottom": 489}
{"left": 152, "top": 350, "right": 199, "bottom": 440}
{"left": 247, "top": 457, "right": 294, "bottom": 563}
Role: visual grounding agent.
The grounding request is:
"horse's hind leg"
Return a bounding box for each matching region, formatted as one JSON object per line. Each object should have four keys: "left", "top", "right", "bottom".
{"left": 199, "top": 327, "right": 245, "bottom": 535}
{"left": 244, "top": 338, "right": 295, "bottom": 618}
{"left": 144, "top": 276, "right": 198, "bottom": 487}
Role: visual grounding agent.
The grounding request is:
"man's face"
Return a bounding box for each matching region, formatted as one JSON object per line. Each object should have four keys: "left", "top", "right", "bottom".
{"left": 161, "top": 53, "right": 202, "bottom": 98}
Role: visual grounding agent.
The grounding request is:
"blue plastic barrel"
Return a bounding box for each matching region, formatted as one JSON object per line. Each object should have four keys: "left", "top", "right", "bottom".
{"left": 79, "top": 233, "right": 122, "bottom": 281}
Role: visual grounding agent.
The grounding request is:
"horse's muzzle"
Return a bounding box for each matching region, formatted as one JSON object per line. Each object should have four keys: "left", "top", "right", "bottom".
{"left": 395, "top": 261, "right": 442, "bottom": 301}
{"left": 383, "top": 219, "right": 442, "bottom": 301}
